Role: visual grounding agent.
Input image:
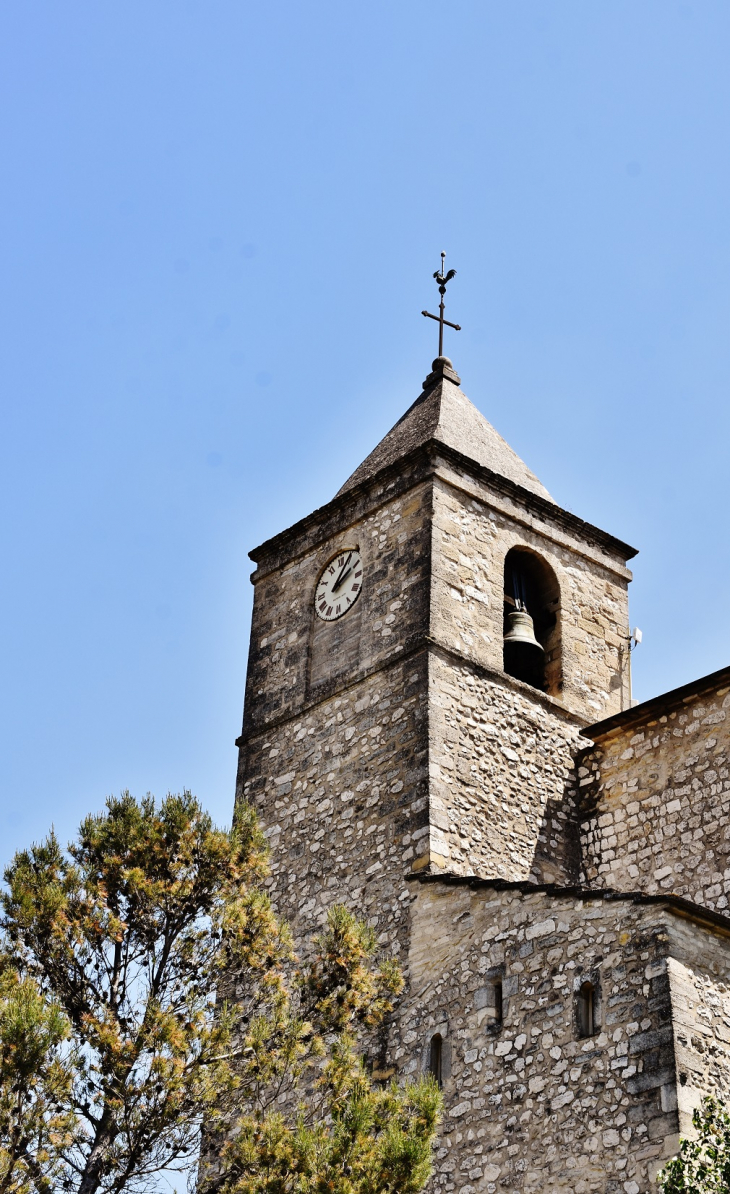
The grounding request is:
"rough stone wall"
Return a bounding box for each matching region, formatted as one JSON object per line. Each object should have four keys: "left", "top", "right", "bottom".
{"left": 396, "top": 881, "right": 716, "bottom": 1194}
{"left": 242, "top": 472, "right": 432, "bottom": 735}
{"left": 579, "top": 681, "right": 730, "bottom": 912}
{"left": 239, "top": 454, "right": 635, "bottom": 913}
{"left": 426, "top": 650, "right": 582, "bottom": 884}
{"left": 429, "top": 468, "right": 632, "bottom": 723}
{"left": 309, "top": 582, "right": 363, "bottom": 687}
{"left": 236, "top": 466, "right": 438, "bottom": 956}
{"left": 665, "top": 917, "right": 730, "bottom": 1133}
{"left": 238, "top": 451, "right": 632, "bottom": 919}
{"left": 236, "top": 650, "right": 429, "bottom": 956}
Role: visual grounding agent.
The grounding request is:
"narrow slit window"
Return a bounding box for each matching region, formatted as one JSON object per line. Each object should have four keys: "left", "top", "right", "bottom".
{"left": 577, "top": 981, "right": 595, "bottom": 1039}
{"left": 428, "top": 1034, "right": 443, "bottom": 1087}
{"left": 493, "top": 979, "right": 503, "bottom": 1025}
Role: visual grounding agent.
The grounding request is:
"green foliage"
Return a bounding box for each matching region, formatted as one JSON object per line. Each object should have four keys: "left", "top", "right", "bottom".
{"left": 303, "top": 905, "right": 404, "bottom": 1034}
{"left": 658, "top": 1096, "right": 730, "bottom": 1193}
{"left": 203, "top": 904, "right": 441, "bottom": 1194}
{"left": 211, "top": 1071, "right": 442, "bottom": 1194}
{"left": 0, "top": 966, "right": 78, "bottom": 1193}
{"left": 0, "top": 793, "right": 441, "bottom": 1194}
{"left": 1, "top": 791, "right": 289, "bottom": 1193}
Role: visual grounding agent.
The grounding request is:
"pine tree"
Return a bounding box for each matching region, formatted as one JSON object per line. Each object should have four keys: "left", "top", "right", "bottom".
{"left": 202, "top": 903, "right": 442, "bottom": 1194}
{"left": 0, "top": 793, "right": 441, "bottom": 1194}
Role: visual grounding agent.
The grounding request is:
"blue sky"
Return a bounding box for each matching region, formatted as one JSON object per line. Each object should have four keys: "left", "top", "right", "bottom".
{"left": 2, "top": 1, "right": 729, "bottom": 861}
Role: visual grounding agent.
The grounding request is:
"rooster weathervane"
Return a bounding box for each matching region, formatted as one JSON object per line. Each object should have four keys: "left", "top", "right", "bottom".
{"left": 422, "top": 252, "right": 461, "bottom": 357}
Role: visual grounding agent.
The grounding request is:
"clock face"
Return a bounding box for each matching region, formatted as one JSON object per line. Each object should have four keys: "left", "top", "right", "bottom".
{"left": 315, "top": 549, "right": 363, "bottom": 622}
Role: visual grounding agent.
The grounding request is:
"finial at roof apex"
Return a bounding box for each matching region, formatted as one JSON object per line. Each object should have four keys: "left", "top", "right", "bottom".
{"left": 422, "top": 354, "right": 461, "bottom": 390}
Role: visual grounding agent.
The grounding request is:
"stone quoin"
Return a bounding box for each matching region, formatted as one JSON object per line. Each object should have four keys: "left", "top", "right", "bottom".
{"left": 233, "top": 353, "right": 730, "bottom": 1193}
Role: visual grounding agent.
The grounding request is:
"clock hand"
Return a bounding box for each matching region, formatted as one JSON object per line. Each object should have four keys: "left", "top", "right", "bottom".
{"left": 332, "top": 552, "right": 353, "bottom": 592}
{"left": 332, "top": 566, "right": 353, "bottom": 593}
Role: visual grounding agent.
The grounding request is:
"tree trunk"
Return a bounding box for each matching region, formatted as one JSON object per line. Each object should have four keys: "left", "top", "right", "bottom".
{"left": 77, "top": 1110, "right": 118, "bottom": 1194}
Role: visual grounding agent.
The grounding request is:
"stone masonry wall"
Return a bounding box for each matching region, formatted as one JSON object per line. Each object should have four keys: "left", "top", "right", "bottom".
{"left": 237, "top": 464, "right": 438, "bottom": 957}
{"left": 236, "top": 650, "right": 429, "bottom": 957}
{"left": 242, "top": 473, "right": 432, "bottom": 735}
{"left": 665, "top": 917, "right": 730, "bottom": 1133}
{"left": 395, "top": 880, "right": 730, "bottom": 1194}
{"left": 429, "top": 468, "right": 632, "bottom": 723}
{"left": 427, "top": 650, "right": 582, "bottom": 884}
{"left": 239, "top": 453, "right": 634, "bottom": 916}
{"left": 579, "top": 680, "right": 730, "bottom": 912}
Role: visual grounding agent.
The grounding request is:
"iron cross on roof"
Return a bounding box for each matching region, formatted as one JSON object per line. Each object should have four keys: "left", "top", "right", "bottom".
{"left": 421, "top": 252, "right": 461, "bottom": 356}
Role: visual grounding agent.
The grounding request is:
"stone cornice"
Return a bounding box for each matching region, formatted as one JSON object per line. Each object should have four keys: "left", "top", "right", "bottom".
{"left": 581, "top": 662, "right": 730, "bottom": 743}
{"left": 408, "top": 874, "right": 730, "bottom": 941}
{"left": 248, "top": 439, "right": 638, "bottom": 580}
{"left": 426, "top": 638, "right": 586, "bottom": 728}
{"left": 236, "top": 637, "right": 429, "bottom": 745}
{"left": 235, "top": 634, "right": 585, "bottom": 746}
{"left": 429, "top": 441, "right": 637, "bottom": 563}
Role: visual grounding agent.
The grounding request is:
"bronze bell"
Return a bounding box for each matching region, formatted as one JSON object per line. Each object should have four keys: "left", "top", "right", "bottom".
{"left": 503, "top": 609, "right": 543, "bottom": 654}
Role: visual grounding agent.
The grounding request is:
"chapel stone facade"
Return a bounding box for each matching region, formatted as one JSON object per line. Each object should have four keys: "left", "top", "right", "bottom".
{"left": 233, "top": 354, "right": 730, "bottom": 1193}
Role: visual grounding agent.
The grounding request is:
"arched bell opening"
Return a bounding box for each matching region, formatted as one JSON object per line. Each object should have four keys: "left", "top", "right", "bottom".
{"left": 503, "top": 547, "right": 562, "bottom": 696}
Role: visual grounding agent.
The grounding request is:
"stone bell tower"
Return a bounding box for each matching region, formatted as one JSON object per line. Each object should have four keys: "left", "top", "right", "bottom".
{"left": 234, "top": 353, "right": 637, "bottom": 954}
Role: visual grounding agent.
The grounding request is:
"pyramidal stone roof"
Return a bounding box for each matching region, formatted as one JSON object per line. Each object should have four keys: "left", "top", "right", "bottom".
{"left": 336, "top": 356, "right": 554, "bottom": 502}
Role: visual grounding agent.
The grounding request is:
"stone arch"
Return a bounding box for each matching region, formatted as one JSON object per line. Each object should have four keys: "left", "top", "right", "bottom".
{"left": 503, "top": 546, "right": 562, "bottom": 696}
